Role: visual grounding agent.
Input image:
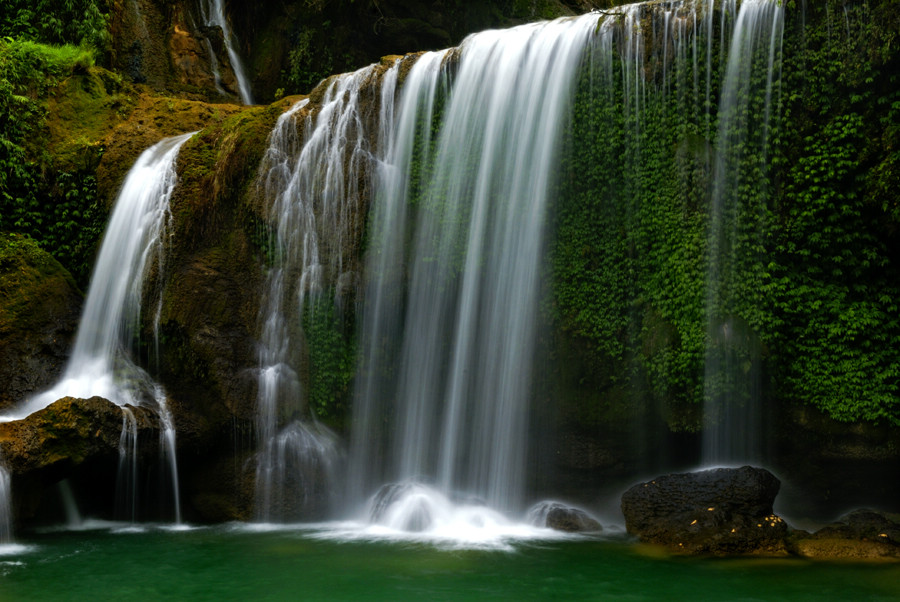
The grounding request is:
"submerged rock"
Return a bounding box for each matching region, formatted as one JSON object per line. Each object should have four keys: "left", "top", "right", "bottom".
{"left": 527, "top": 501, "right": 602, "bottom": 533}
{"left": 369, "top": 481, "right": 437, "bottom": 531}
{"left": 620, "top": 466, "right": 788, "bottom": 555}
{"left": 789, "top": 509, "right": 900, "bottom": 560}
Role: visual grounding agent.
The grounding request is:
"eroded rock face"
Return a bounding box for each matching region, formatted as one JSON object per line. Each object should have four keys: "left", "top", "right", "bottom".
{"left": 620, "top": 466, "right": 788, "bottom": 555}
{"left": 0, "top": 397, "right": 157, "bottom": 475}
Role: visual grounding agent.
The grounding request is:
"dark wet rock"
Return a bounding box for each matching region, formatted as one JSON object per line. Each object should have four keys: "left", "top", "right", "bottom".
{"left": 789, "top": 509, "right": 900, "bottom": 560}
{"left": 620, "top": 466, "right": 788, "bottom": 555}
{"left": 0, "top": 234, "right": 82, "bottom": 412}
{"left": 528, "top": 501, "right": 602, "bottom": 533}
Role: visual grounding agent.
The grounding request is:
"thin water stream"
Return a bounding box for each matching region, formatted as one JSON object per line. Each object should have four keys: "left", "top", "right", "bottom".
{"left": 198, "top": 0, "right": 254, "bottom": 104}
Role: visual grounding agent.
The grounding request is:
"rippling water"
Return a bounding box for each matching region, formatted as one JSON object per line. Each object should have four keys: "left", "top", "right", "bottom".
{"left": 1, "top": 523, "right": 898, "bottom": 600}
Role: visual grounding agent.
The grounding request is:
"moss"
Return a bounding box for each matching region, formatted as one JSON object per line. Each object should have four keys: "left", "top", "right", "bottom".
{"left": 45, "top": 68, "right": 125, "bottom": 172}
{"left": 0, "top": 396, "right": 158, "bottom": 473}
{"left": 0, "top": 233, "right": 79, "bottom": 335}
{"left": 171, "top": 98, "right": 290, "bottom": 252}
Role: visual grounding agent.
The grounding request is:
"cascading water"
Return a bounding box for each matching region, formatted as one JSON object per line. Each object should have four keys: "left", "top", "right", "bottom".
{"left": 702, "top": 0, "right": 785, "bottom": 465}
{"left": 340, "top": 0, "right": 788, "bottom": 534}
{"left": 0, "top": 458, "right": 11, "bottom": 543}
{"left": 348, "top": 15, "right": 599, "bottom": 527}
{"left": 3, "top": 133, "right": 195, "bottom": 523}
{"left": 198, "top": 0, "right": 254, "bottom": 104}
{"left": 252, "top": 63, "right": 398, "bottom": 521}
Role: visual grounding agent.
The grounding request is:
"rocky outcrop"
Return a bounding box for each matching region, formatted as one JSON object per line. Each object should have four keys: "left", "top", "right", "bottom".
{"left": 620, "top": 466, "right": 789, "bottom": 555}
{"left": 0, "top": 235, "right": 82, "bottom": 412}
{"left": 0, "top": 397, "right": 158, "bottom": 474}
{"left": 789, "top": 509, "right": 900, "bottom": 560}
{"left": 0, "top": 396, "right": 160, "bottom": 522}
{"left": 109, "top": 0, "right": 242, "bottom": 102}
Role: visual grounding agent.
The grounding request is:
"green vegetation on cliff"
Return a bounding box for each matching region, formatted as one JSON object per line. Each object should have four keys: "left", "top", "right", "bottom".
{"left": 551, "top": 1, "right": 900, "bottom": 429}
{"left": 0, "top": 40, "right": 107, "bottom": 286}
{"left": 0, "top": 0, "right": 110, "bottom": 50}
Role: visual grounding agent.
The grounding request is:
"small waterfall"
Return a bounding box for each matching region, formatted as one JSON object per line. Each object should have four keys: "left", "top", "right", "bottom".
{"left": 702, "top": 0, "right": 784, "bottom": 465}
{"left": 199, "top": 0, "right": 254, "bottom": 104}
{"left": 253, "top": 63, "right": 399, "bottom": 521}
{"left": 0, "top": 457, "right": 11, "bottom": 543}
{"left": 8, "top": 132, "right": 195, "bottom": 523}
{"left": 349, "top": 15, "right": 599, "bottom": 521}
{"left": 57, "top": 480, "right": 82, "bottom": 528}
{"left": 116, "top": 407, "right": 139, "bottom": 521}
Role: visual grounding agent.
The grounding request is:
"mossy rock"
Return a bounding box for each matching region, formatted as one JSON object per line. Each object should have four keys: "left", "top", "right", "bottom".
{"left": 0, "top": 396, "right": 160, "bottom": 525}
{"left": 0, "top": 396, "right": 158, "bottom": 474}
{"left": 0, "top": 234, "right": 82, "bottom": 411}
{"left": 151, "top": 97, "right": 296, "bottom": 443}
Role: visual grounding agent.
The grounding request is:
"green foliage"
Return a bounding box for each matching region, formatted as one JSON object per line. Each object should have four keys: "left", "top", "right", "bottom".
{"left": 759, "top": 1, "right": 900, "bottom": 424}
{"left": 284, "top": 24, "right": 353, "bottom": 95}
{"left": 551, "top": 0, "right": 900, "bottom": 429}
{"left": 0, "top": 0, "right": 110, "bottom": 51}
{"left": 552, "top": 12, "right": 720, "bottom": 429}
{"left": 0, "top": 231, "right": 78, "bottom": 335}
{"left": 303, "top": 297, "right": 356, "bottom": 422}
{"left": 0, "top": 38, "right": 105, "bottom": 287}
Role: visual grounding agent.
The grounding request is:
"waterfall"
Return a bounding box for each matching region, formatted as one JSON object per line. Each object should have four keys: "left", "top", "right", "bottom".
{"left": 6, "top": 132, "right": 195, "bottom": 523}
{"left": 253, "top": 62, "right": 399, "bottom": 521}
{"left": 702, "top": 0, "right": 784, "bottom": 465}
{"left": 0, "top": 458, "right": 11, "bottom": 543}
{"left": 348, "top": 15, "right": 599, "bottom": 519}
{"left": 199, "top": 0, "right": 254, "bottom": 104}
{"left": 57, "top": 480, "right": 83, "bottom": 528}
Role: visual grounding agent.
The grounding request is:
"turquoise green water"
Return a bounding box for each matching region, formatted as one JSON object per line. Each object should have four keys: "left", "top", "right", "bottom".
{"left": 1, "top": 525, "right": 899, "bottom": 601}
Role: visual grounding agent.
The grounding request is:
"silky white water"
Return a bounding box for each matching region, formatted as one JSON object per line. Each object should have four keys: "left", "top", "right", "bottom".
{"left": 199, "top": 0, "right": 254, "bottom": 104}
{"left": 10, "top": 133, "right": 193, "bottom": 419}
{"left": 2, "top": 133, "right": 194, "bottom": 523}
{"left": 253, "top": 62, "right": 400, "bottom": 520}
{"left": 0, "top": 460, "right": 11, "bottom": 543}
{"left": 348, "top": 15, "right": 599, "bottom": 522}
{"left": 702, "top": 0, "right": 784, "bottom": 465}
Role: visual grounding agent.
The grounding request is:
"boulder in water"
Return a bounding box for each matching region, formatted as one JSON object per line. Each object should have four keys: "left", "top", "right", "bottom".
{"left": 527, "top": 501, "right": 601, "bottom": 533}
{"left": 620, "top": 466, "right": 788, "bottom": 555}
{"left": 0, "top": 396, "right": 160, "bottom": 523}
{"left": 789, "top": 509, "right": 900, "bottom": 560}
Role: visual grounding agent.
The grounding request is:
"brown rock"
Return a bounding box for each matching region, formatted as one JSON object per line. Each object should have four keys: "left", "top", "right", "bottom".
{"left": 620, "top": 466, "right": 789, "bottom": 555}
{"left": 0, "top": 397, "right": 158, "bottom": 475}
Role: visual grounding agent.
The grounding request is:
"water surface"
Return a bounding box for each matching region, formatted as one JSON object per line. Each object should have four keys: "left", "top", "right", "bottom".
{"left": 1, "top": 524, "right": 898, "bottom": 600}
